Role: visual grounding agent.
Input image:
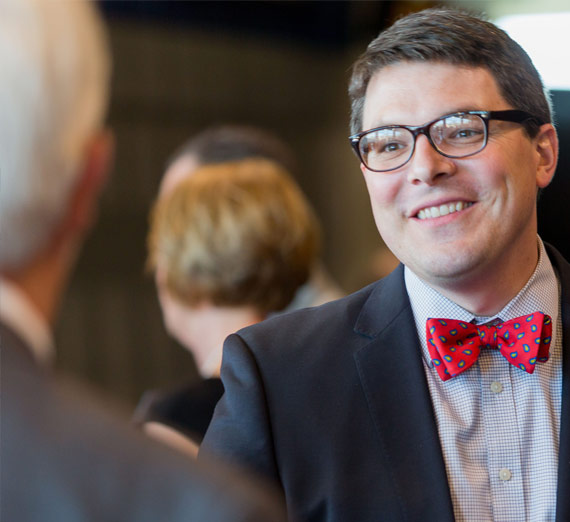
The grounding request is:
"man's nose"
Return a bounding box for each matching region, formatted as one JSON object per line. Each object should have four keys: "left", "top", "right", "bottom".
{"left": 406, "top": 134, "right": 456, "bottom": 185}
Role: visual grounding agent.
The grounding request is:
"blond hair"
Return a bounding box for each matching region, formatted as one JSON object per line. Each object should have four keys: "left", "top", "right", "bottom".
{"left": 148, "top": 159, "right": 320, "bottom": 315}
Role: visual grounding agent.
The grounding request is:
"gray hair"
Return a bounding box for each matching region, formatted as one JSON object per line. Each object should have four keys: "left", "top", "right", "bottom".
{"left": 349, "top": 7, "right": 552, "bottom": 136}
{"left": 0, "top": 0, "right": 111, "bottom": 269}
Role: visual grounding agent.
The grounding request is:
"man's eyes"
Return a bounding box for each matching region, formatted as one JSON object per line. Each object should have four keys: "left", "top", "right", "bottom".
{"left": 381, "top": 141, "right": 406, "bottom": 153}
{"left": 447, "top": 128, "right": 484, "bottom": 141}
{"left": 368, "top": 140, "right": 408, "bottom": 155}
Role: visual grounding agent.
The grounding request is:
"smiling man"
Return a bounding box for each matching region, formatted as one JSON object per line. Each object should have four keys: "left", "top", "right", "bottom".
{"left": 201, "top": 8, "right": 569, "bottom": 522}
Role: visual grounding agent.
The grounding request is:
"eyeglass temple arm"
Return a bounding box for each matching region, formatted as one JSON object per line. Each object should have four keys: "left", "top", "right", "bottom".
{"left": 487, "top": 110, "right": 545, "bottom": 126}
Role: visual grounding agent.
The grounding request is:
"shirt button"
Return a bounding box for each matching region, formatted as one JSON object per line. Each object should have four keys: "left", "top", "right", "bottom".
{"left": 499, "top": 468, "right": 512, "bottom": 481}
{"left": 490, "top": 381, "right": 503, "bottom": 393}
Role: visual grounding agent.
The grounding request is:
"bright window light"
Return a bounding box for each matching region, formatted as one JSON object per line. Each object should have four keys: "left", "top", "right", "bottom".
{"left": 497, "top": 12, "right": 570, "bottom": 90}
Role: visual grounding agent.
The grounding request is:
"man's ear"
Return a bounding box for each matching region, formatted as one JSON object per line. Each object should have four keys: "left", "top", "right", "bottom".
{"left": 65, "top": 129, "right": 115, "bottom": 238}
{"left": 535, "top": 124, "right": 558, "bottom": 189}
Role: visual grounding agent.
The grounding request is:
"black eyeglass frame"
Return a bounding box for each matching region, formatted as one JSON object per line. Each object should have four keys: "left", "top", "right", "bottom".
{"left": 349, "top": 110, "right": 545, "bottom": 173}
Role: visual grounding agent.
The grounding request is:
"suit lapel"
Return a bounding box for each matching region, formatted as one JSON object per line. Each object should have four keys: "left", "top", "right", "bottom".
{"left": 353, "top": 266, "right": 455, "bottom": 521}
{"left": 547, "top": 245, "right": 570, "bottom": 521}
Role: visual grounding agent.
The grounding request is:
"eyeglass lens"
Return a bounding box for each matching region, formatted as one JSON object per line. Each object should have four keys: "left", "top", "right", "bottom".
{"left": 359, "top": 113, "right": 487, "bottom": 171}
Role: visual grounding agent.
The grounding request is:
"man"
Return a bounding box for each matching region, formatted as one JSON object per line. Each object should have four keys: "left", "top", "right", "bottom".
{"left": 0, "top": 1, "right": 286, "bottom": 520}
{"left": 201, "top": 7, "right": 569, "bottom": 522}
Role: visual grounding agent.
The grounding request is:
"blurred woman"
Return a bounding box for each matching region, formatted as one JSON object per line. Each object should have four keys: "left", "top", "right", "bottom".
{"left": 136, "top": 158, "right": 321, "bottom": 456}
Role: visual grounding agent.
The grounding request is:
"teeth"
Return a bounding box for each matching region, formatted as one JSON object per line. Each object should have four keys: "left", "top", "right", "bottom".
{"left": 416, "top": 201, "right": 472, "bottom": 220}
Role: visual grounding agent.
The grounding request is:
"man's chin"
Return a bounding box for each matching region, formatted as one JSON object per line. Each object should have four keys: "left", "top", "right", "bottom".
{"left": 403, "top": 252, "right": 484, "bottom": 287}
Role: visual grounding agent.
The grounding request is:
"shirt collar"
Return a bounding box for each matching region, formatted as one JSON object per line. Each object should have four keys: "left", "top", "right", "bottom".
{"left": 0, "top": 277, "right": 54, "bottom": 365}
{"left": 405, "top": 238, "right": 560, "bottom": 368}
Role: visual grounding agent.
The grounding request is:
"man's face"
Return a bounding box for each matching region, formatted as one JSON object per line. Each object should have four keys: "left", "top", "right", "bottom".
{"left": 360, "top": 62, "right": 555, "bottom": 298}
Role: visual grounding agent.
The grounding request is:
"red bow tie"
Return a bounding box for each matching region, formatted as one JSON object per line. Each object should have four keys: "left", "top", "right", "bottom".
{"left": 426, "top": 313, "right": 552, "bottom": 381}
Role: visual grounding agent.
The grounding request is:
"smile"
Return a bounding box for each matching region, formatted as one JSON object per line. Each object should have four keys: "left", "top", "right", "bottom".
{"left": 416, "top": 201, "right": 473, "bottom": 220}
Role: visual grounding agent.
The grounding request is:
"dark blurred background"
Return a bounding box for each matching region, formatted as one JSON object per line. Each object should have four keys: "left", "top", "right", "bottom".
{"left": 55, "top": 0, "right": 570, "bottom": 407}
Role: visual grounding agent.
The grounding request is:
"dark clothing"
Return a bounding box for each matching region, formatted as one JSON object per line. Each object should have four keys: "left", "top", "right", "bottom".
{"left": 134, "top": 378, "right": 224, "bottom": 444}
{"left": 201, "top": 244, "right": 570, "bottom": 522}
{"left": 0, "top": 323, "right": 286, "bottom": 522}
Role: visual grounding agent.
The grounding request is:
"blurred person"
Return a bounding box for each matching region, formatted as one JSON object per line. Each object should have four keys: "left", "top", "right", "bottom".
{"left": 135, "top": 158, "right": 321, "bottom": 455}
{"left": 201, "top": 7, "right": 569, "bottom": 522}
{"left": 159, "top": 124, "right": 344, "bottom": 310}
{"left": 0, "top": 1, "right": 287, "bottom": 521}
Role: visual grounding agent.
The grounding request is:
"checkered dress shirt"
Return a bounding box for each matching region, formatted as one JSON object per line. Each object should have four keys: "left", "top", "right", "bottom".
{"left": 405, "top": 239, "right": 562, "bottom": 521}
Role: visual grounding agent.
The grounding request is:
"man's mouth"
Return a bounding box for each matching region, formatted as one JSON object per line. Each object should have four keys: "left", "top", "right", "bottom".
{"left": 416, "top": 201, "right": 473, "bottom": 220}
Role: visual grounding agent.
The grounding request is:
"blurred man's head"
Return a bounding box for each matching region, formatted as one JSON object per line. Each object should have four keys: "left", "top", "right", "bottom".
{"left": 159, "top": 125, "right": 297, "bottom": 197}
{"left": 0, "top": 0, "right": 112, "bottom": 271}
{"left": 0, "top": 0, "right": 113, "bottom": 323}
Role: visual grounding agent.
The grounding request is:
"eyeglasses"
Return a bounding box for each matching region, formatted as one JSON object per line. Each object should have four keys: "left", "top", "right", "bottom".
{"left": 349, "top": 110, "right": 544, "bottom": 173}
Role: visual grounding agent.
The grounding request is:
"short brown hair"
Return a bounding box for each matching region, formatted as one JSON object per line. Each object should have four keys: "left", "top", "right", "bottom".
{"left": 167, "top": 125, "right": 297, "bottom": 175}
{"left": 349, "top": 7, "right": 552, "bottom": 137}
{"left": 148, "top": 158, "right": 320, "bottom": 315}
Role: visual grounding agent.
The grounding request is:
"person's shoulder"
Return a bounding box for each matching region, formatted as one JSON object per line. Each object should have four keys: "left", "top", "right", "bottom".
{"left": 58, "top": 378, "right": 284, "bottom": 520}
{"left": 2, "top": 358, "right": 285, "bottom": 522}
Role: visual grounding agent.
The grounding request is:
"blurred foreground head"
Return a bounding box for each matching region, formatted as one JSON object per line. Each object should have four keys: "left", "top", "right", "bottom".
{"left": 0, "top": 0, "right": 112, "bottom": 272}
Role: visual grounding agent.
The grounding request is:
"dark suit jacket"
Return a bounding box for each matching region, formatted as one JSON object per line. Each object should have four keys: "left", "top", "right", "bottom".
{"left": 201, "top": 244, "right": 570, "bottom": 521}
{"left": 0, "top": 323, "right": 286, "bottom": 522}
